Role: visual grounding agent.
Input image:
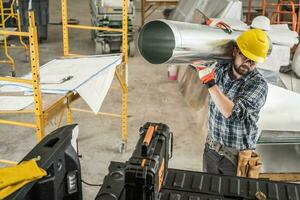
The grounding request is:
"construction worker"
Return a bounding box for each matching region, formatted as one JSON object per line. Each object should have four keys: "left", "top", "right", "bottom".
{"left": 196, "top": 29, "right": 270, "bottom": 176}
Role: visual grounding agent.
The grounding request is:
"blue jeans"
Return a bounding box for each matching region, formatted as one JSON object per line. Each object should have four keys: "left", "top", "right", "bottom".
{"left": 202, "top": 144, "right": 237, "bottom": 176}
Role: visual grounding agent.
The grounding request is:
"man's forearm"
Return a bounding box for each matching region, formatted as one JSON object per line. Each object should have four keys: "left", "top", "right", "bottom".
{"left": 208, "top": 85, "right": 234, "bottom": 118}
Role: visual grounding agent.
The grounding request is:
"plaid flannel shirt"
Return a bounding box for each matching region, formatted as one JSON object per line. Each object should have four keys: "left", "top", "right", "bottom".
{"left": 208, "top": 60, "right": 268, "bottom": 150}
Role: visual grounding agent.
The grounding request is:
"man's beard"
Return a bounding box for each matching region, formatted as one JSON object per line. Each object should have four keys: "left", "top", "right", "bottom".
{"left": 234, "top": 64, "right": 251, "bottom": 76}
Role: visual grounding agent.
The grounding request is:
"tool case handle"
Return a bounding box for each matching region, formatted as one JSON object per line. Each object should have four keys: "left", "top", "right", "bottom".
{"left": 170, "top": 132, "right": 173, "bottom": 159}
{"left": 142, "top": 125, "right": 155, "bottom": 156}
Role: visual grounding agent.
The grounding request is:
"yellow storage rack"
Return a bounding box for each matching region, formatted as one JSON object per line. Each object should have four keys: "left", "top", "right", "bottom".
{"left": 0, "top": 11, "right": 77, "bottom": 165}
{"left": 61, "top": 0, "right": 129, "bottom": 152}
{"left": 0, "top": 0, "right": 28, "bottom": 76}
{"left": 0, "top": 0, "right": 129, "bottom": 165}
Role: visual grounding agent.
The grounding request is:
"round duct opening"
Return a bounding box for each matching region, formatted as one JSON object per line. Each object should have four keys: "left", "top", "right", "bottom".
{"left": 138, "top": 20, "right": 175, "bottom": 64}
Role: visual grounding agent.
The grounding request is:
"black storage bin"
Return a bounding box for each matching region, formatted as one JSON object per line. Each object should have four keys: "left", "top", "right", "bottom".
{"left": 95, "top": 162, "right": 126, "bottom": 200}
{"left": 97, "top": 162, "right": 300, "bottom": 200}
{"left": 124, "top": 122, "right": 172, "bottom": 200}
{"left": 6, "top": 125, "right": 82, "bottom": 200}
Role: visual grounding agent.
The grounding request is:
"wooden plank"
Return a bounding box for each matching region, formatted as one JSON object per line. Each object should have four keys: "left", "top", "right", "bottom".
{"left": 260, "top": 173, "right": 300, "bottom": 182}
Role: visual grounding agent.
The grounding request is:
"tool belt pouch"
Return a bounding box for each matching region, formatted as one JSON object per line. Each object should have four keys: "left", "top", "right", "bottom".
{"left": 247, "top": 152, "right": 262, "bottom": 179}
{"left": 237, "top": 150, "right": 262, "bottom": 179}
{"left": 237, "top": 150, "right": 251, "bottom": 177}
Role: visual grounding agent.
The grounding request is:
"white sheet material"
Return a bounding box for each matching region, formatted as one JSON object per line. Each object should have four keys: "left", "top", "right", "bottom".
{"left": 206, "top": 20, "right": 298, "bottom": 48}
{"left": 267, "top": 24, "right": 299, "bottom": 48}
{"left": 31, "top": 55, "right": 121, "bottom": 94}
{"left": 258, "top": 45, "right": 291, "bottom": 72}
{"left": 40, "top": 75, "right": 74, "bottom": 84}
{"left": 218, "top": 1, "right": 242, "bottom": 19}
{"left": 0, "top": 55, "right": 122, "bottom": 113}
{"left": 203, "top": 20, "right": 296, "bottom": 72}
{"left": 0, "top": 96, "right": 33, "bottom": 110}
{"left": 171, "top": 0, "right": 242, "bottom": 22}
{"left": 76, "top": 61, "right": 117, "bottom": 113}
{"left": 258, "top": 84, "right": 300, "bottom": 132}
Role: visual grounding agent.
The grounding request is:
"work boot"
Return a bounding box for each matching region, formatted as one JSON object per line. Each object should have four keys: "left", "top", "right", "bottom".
{"left": 236, "top": 150, "right": 252, "bottom": 177}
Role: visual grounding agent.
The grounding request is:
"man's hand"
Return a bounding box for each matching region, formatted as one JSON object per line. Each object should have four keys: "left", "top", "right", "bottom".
{"left": 195, "top": 62, "right": 217, "bottom": 88}
{"left": 206, "top": 19, "right": 233, "bottom": 34}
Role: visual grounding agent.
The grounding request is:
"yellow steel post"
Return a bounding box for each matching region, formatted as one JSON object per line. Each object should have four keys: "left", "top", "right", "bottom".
{"left": 0, "top": 76, "right": 32, "bottom": 84}
{"left": 61, "top": 0, "right": 70, "bottom": 56}
{"left": 28, "top": 11, "right": 44, "bottom": 142}
{"left": 115, "top": 69, "right": 127, "bottom": 93}
{"left": 66, "top": 95, "right": 73, "bottom": 124}
{"left": 56, "top": 110, "right": 65, "bottom": 128}
{"left": 67, "top": 109, "right": 73, "bottom": 124}
{"left": 9, "top": 0, "right": 15, "bottom": 17}
{"left": 121, "top": 0, "right": 129, "bottom": 146}
{"left": 0, "top": 0, "right": 15, "bottom": 74}
{"left": 0, "top": 119, "right": 36, "bottom": 128}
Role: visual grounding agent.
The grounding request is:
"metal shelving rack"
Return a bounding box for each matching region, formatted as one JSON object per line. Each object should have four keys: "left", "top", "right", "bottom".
{"left": 61, "top": 0, "right": 129, "bottom": 152}
{"left": 0, "top": 0, "right": 28, "bottom": 76}
{"left": 0, "top": 10, "right": 77, "bottom": 165}
{"left": 0, "top": 11, "right": 43, "bottom": 165}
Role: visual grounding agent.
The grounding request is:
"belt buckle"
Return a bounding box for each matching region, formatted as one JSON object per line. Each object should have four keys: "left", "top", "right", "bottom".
{"left": 214, "top": 143, "right": 223, "bottom": 154}
{"left": 217, "top": 145, "right": 224, "bottom": 155}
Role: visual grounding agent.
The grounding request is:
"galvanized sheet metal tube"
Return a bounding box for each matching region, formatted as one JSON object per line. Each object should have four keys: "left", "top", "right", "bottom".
{"left": 138, "top": 19, "right": 241, "bottom": 64}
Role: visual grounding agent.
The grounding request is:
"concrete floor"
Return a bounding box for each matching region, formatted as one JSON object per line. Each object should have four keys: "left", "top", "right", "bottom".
{"left": 2, "top": 1, "right": 300, "bottom": 199}
{"left": 0, "top": 0, "right": 205, "bottom": 199}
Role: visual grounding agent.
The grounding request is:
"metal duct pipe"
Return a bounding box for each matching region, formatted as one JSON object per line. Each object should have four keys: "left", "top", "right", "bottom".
{"left": 138, "top": 19, "right": 241, "bottom": 64}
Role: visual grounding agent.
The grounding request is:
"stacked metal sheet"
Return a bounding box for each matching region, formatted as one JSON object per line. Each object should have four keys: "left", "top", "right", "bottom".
{"left": 170, "top": 0, "right": 242, "bottom": 22}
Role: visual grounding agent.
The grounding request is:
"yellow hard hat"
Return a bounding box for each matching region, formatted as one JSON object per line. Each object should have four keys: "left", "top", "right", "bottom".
{"left": 236, "top": 29, "right": 270, "bottom": 63}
